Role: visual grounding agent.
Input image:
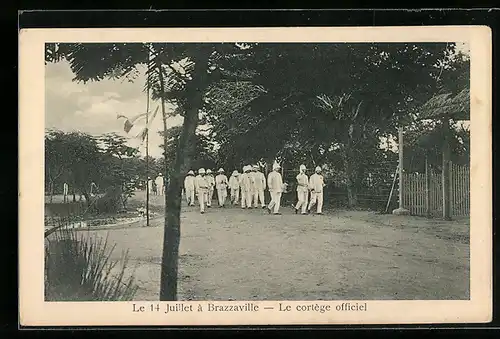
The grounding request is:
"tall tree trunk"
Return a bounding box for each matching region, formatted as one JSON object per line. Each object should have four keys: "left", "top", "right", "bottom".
{"left": 344, "top": 141, "right": 358, "bottom": 208}
{"left": 159, "top": 50, "right": 210, "bottom": 301}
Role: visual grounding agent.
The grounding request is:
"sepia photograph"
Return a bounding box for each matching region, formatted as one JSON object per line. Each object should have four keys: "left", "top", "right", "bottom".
{"left": 19, "top": 27, "right": 491, "bottom": 326}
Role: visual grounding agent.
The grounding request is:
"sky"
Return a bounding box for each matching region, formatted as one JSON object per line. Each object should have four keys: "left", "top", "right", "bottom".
{"left": 45, "top": 61, "right": 183, "bottom": 157}
{"left": 45, "top": 43, "right": 470, "bottom": 158}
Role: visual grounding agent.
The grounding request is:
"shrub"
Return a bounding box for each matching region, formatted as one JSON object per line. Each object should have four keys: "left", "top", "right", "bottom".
{"left": 45, "top": 225, "right": 139, "bottom": 301}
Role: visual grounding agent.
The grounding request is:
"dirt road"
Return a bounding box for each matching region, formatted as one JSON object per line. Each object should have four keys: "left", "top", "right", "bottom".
{"left": 80, "top": 202, "right": 469, "bottom": 301}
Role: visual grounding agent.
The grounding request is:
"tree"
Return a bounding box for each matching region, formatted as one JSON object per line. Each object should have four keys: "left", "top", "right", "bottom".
{"left": 99, "top": 133, "right": 141, "bottom": 210}
{"left": 46, "top": 42, "right": 234, "bottom": 300}
{"left": 44, "top": 130, "right": 103, "bottom": 204}
{"left": 205, "top": 43, "right": 455, "bottom": 206}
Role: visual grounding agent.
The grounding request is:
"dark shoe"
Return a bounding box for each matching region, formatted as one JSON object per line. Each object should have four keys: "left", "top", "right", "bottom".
{"left": 262, "top": 206, "right": 266, "bottom": 209}
{"left": 317, "top": 212, "right": 323, "bottom": 215}
{"left": 207, "top": 205, "right": 211, "bottom": 208}
{"left": 267, "top": 207, "right": 272, "bottom": 214}
{"left": 201, "top": 211, "right": 205, "bottom": 214}
{"left": 273, "top": 212, "right": 282, "bottom": 215}
{"left": 294, "top": 208, "right": 298, "bottom": 214}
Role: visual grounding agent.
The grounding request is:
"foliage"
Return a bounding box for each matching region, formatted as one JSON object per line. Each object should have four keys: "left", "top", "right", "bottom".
{"left": 45, "top": 225, "right": 138, "bottom": 301}
{"left": 45, "top": 130, "right": 103, "bottom": 201}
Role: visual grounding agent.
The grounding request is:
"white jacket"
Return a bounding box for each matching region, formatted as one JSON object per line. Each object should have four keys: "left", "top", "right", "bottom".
{"left": 184, "top": 176, "right": 195, "bottom": 190}
{"left": 253, "top": 171, "right": 266, "bottom": 190}
{"left": 309, "top": 173, "right": 325, "bottom": 193}
{"left": 267, "top": 171, "right": 283, "bottom": 193}
{"left": 229, "top": 175, "right": 240, "bottom": 189}
{"left": 240, "top": 173, "right": 252, "bottom": 192}
{"left": 296, "top": 173, "right": 309, "bottom": 192}
{"left": 195, "top": 175, "right": 209, "bottom": 193}
{"left": 215, "top": 174, "right": 228, "bottom": 190}
{"left": 206, "top": 175, "right": 215, "bottom": 189}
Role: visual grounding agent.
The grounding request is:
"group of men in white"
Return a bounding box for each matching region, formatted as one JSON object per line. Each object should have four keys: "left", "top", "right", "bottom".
{"left": 183, "top": 163, "right": 325, "bottom": 215}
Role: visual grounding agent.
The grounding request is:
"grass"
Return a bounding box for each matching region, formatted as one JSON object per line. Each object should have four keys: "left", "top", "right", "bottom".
{"left": 45, "top": 221, "right": 139, "bottom": 301}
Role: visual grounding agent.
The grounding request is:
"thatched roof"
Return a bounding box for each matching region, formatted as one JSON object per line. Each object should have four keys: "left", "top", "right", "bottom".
{"left": 419, "top": 88, "right": 470, "bottom": 121}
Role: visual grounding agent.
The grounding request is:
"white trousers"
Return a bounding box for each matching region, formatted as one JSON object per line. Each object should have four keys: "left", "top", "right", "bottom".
{"left": 253, "top": 189, "right": 265, "bottom": 207}
{"left": 308, "top": 191, "right": 324, "bottom": 213}
{"left": 295, "top": 190, "right": 309, "bottom": 213}
{"left": 157, "top": 185, "right": 164, "bottom": 196}
{"left": 217, "top": 188, "right": 227, "bottom": 206}
{"left": 198, "top": 189, "right": 207, "bottom": 212}
{"left": 241, "top": 190, "right": 253, "bottom": 208}
{"left": 185, "top": 188, "right": 195, "bottom": 205}
{"left": 268, "top": 191, "right": 282, "bottom": 214}
{"left": 230, "top": 188, "right": 239, "bottom": 204}
{"left": 207, "top": 188, "right": 214, "bottom": 206}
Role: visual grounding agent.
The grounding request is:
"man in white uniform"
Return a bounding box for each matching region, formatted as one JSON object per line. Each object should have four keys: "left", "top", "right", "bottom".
{"left": 240, "top": 165, "right": 252, "bottom": 209}
{"left": 205, "top": 169, "right": 215, "bottom": 208}
{"left": 308, "top": 166, "right": 325, "bottom": 214}
{"left": 228, "top": 170, "right": 240, "bottom": 205}
{"left": 215, "top": 168, "right": 229, "bottom": 207}
{"left": 294, "top": 164, "right": 309, "bottom": 215}
{"left": 267, "top": 163, "right": 284, "bottom": 215}
{"left": 252, "top": 165, "right": 266, "bottom": 208}
{"left": 184, "top": 170, "right": 196, "bottom": 206}
{"left": 155, "top": 173, "right": 164, "bottom": 196}
{"left": 195, "top": 168, "right": 209, "bottom": 213}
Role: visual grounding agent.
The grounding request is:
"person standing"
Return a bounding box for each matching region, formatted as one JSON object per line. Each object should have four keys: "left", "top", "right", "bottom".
{"left": 294, "top": 164, "right": 309, "bottom": 215}
{"left": 308, "top": 166, "right": 325, "bottom": 214}
{"left": 195, "top": 168, "right": 209, "bottom": 213}
{"left": 252, "top": 165, "right": 267, "bottom": 208}
{"left": 215, "top": 168, "right": 229, "bottom": 207}
{"left": 184, "top": 170, "right": 196, "bottom": 206}
{"left": 205, "top": 169, "right": 215, "bottom": 208}
{"left": 240, "top": 165, "right": 252, "bottom": 209}
{"left": 267, "top": 163, "right": 284, "bottom": 215}
{"left": 155, "top": 173, "right": 164, "bottom": 196}
{"left": 228, "top": 170, "right": 240, "bottom": 205}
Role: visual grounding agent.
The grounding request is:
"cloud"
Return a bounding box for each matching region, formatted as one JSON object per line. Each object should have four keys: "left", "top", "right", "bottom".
{"left": 45, "top": 60, "right": 183, "bottom": 157}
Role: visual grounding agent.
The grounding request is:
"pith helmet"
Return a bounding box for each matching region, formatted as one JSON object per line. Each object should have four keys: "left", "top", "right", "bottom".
{"left": 188, "top": 170, "right": 194, "bottom": 175}
{"left": 206, "top": 169, "right": 212, "bottom": 174}
{"left": 299, "top": 164, "right": 306, "bottom": 171}
{"left": 315, "top": 166, "right": 322, "bottom": 172}
{"left": 198, "top": 168, "right": 206, "bottom": 174}
{"left": 218, "top": 168, "right": 224, "bottom": 173}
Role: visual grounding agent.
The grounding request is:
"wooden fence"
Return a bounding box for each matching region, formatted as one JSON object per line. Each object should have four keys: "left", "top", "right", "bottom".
{"left": 402, "top": 162, "right": 470, "bottom": 217}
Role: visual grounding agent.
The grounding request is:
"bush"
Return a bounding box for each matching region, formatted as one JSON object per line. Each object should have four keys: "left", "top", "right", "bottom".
{"left": 45, "top": 226, "right": 139, "bottom": 301}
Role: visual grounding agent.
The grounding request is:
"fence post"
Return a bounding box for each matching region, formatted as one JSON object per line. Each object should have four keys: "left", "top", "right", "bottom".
{"left": 442, "top": 117, "right": 452, "bottom": 221}
{"left": 425, "top": 157, "right": 431, "bottom": 218}
{"left": 392, "top": 126, "right": 410, "bottom": 215}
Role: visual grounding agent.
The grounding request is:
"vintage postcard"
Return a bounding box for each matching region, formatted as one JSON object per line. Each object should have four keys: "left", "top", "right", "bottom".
{"left": 19, "top": 26, "right": 492, "bottom": 326}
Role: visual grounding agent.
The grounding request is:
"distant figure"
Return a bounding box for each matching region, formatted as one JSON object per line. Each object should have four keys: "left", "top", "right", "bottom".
{"left": 267, "top": 163, "right": 284, "bottom": 215}
{"left": 252, "top": 164, "right": 267, "bottom": 208}
{"left": 294, "top": 164, "right": 309, "bottom": 215}
{"left": 205, "top": 169, "right": 215, "bottom": 208}
{"left": 308, "top": 166, "right": 325, "bottom": 215}
{"left": 63, "top": 183, "right": 69, "bottom": 203}
{"left": 195, "top": 168, "right": 209, "bottom": 213}
{"left": 240, "top": 165, "right": 253, "bottom": 209}
{"left": 152, "top": 181, "right": 158, "bottom": 196}
{"left": 215, "top": 168, "right": 229, "bottom": 207}
{"left": 184, "top": 170, "right": 196, "bottom": 206}
{"left": 155, "top": 173, "right": 164, "bottom": 196}
{"left": 228, "top": 170, "right": 240, "bottom": 205}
